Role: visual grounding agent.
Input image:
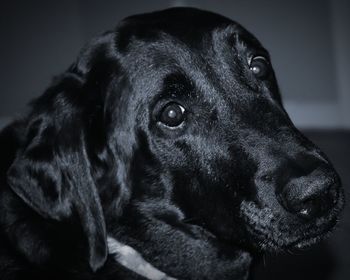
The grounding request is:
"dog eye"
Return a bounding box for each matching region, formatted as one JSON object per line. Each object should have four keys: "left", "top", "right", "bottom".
{"left": 249, "top": 56, "right": 270, "bottom": 79}
{"left": 159, "top": 102, "right": 186, "bottom": 127}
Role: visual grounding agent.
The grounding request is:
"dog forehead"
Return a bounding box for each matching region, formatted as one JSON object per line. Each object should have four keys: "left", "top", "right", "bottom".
{"left": 115, "top": 7, "right": 255, "bottom": 53}
{"left": 115, "top": 7, "right": 265, "bottom": 73}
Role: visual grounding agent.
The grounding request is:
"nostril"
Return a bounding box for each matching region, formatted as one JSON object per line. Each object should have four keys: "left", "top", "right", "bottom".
{"left": 283, "top": 191, "right": 335, "bottom": 220}
{"left": 296, "top": 197, "right": 325, "bottom": 220}
{"left": 296, "top": 199, "right": 316, "bottom": 220}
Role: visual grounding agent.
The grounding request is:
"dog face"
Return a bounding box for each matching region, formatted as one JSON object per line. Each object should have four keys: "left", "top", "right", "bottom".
{"left": 2, "top": 7, "right": 344, "bottom": 273}
{"left": 103, "top": 8, "right": 344, "bottom": 251}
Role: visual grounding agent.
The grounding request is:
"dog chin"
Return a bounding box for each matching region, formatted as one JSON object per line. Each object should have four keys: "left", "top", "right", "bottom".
{"left": 239, "top": 200, "right": 341, "bottom": 252}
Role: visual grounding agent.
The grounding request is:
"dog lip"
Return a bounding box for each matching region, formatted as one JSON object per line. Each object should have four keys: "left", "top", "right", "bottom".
{"left": 244, "top": 216, "right": 337, "bottom": 251}
{"left": 239, "top": 200, "right": 341, "bottom": 251}
{"left": 287, "top": 216, "right": 339, "bottom": 250}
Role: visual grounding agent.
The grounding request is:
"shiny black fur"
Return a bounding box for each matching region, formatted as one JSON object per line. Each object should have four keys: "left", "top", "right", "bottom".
{"left": 0, "top": 8, "right": 344, "bottom": 280}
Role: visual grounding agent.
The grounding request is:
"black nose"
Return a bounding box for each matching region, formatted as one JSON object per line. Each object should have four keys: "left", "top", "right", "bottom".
{"left": 277, "top": 156, "right": 339, "bottom": 220}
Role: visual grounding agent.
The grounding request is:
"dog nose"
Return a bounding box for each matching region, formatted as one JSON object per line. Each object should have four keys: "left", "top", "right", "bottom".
{"left": 277, "top": 156, "right": 339, "bottom": 220}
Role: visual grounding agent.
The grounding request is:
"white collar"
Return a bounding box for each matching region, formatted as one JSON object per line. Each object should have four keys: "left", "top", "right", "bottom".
{"left": 107, "top": 236, "right": 177, "bottom": 280}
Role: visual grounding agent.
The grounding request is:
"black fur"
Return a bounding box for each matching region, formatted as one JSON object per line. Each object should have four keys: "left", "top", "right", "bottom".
{"left": 0, "top": 8, "right": 344, "bottom": 280}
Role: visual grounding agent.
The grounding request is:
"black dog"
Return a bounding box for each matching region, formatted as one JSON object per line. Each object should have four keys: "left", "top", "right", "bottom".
{"left": 0, "top": 7, "right": 344, "bottom": 280}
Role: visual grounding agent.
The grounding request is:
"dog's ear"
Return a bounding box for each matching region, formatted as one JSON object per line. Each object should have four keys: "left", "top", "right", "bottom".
{"left": 6, "top": 32, "right": 117, "bottom": 272}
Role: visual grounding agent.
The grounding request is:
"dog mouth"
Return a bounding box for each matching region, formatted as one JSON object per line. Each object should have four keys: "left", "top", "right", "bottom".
{"left": 239, "top": 200, "right": 342, "bottom": 252}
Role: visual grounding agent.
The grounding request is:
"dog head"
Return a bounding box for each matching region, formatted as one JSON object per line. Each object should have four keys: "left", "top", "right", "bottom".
{"left": 102, "top": 8, "right": 344, "bottom": 251}
{"left": 3, "top": 7, "right": 344, "bottom": 272}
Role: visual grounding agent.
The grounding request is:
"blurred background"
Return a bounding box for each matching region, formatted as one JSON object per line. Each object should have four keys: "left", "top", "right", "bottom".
{"left": 0, "top": 0, "right": 349, "bottom": 279}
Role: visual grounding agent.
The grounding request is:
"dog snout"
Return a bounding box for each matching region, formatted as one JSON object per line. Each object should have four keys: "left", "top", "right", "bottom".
{"left": 276, "top": 154, "right": 340, "bottom": 220}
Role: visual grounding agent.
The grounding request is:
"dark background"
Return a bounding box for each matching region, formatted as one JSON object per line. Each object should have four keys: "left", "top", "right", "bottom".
{"left": 0, "top": 1, "right": 349, "bottom": 279}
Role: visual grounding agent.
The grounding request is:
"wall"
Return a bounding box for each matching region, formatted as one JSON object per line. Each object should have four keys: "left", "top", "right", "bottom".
{"left": 0, "top": 0, "right": 349, "bottom": 129}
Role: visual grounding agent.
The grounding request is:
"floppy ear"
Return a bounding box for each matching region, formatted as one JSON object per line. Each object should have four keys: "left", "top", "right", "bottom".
{"left": 6, "top": 32, "right": 117, "bottom": 272}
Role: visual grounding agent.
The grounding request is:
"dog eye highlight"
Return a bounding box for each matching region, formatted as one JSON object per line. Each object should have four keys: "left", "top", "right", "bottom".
{"left": 158, "top": 102, "right": 185, "bottom": 128}
{"left": 249, "top": 56, "right": 270, "bottom": 79}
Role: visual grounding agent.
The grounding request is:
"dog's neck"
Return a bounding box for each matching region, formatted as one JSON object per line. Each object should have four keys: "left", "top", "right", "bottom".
{"left": 107, "top": 236, "right": 177, "bottom": 280}
{"left": 106, "top": 201, "right": 252, "bottom": 279}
